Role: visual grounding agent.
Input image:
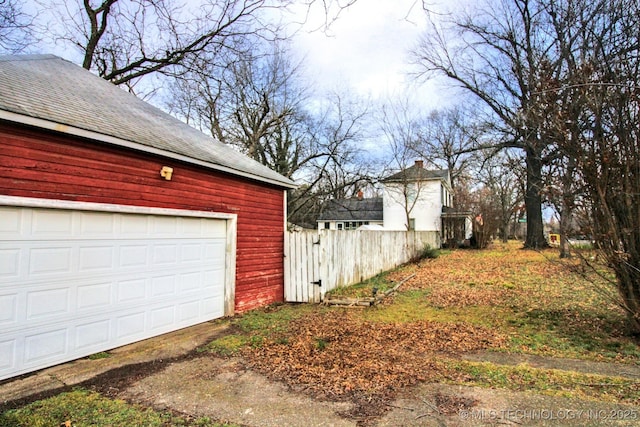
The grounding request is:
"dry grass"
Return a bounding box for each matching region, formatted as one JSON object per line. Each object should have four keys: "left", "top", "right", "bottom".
{"left": 234, "top": 242, "right": 640, "bottom": 414}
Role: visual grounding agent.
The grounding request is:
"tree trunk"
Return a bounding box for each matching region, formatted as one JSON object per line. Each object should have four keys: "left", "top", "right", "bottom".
{"left": 500, "top": 222, "right": 509, "bottom": 243}
{"left": 524, "top": 146, "right": 548, "bottom": 249}
{"left": 558, "top": 212, "right": 571, "bottom": 258}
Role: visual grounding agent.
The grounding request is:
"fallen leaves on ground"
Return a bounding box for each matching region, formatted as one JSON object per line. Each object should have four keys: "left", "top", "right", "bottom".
{"left": 238, "top": 242, "right": 632, "bottom": 422}
{"left": 428, "top": 285, "right": 508, "bottom": 308}
{"left": 244, "top": 311, "right": 506, "bottom": 405}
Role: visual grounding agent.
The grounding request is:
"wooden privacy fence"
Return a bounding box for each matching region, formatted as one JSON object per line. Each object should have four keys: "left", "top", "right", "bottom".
{"left": 284, "top": 230, "right": 440, "bottom": 303}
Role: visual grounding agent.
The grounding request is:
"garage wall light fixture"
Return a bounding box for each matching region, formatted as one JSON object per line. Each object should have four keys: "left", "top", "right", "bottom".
{"left": 160, "top": 166, "right": 173, "bottom": 180}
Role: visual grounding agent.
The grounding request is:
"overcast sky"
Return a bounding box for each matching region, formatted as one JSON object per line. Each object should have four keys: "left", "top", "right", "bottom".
{"left": 292, "top": 0, "right": 457, "bottom": 110}
{"left": 21, "top": 0, "right": 457, "bottom": 113}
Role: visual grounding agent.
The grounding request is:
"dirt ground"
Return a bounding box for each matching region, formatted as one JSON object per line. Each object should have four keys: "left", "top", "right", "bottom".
{"left": 79, "top": 349, "right": 640, "bottom": 427}
{"left": 1, "top": 321, "right": 639, "bottom": 427}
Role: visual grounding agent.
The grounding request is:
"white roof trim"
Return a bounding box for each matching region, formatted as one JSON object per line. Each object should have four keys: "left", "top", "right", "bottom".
{"left": 0, "top": 109, "right": 297, "bottom": 189}
{"left": 0, "top": 195, "right": 237, "bottom": 219}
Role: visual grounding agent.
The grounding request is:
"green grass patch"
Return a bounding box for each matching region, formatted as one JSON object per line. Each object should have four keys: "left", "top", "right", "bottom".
{"left": 202, "top": 334, "right": 248, "bottom": 356}
{"left": 360, "top": 288, "right": 513, "bottom": 328}
{"left": 201, "top": 303, "right": 317, "bottom": 353}
{"left": 232, "top": 303, "right": 314, "bottom": 334}
{"left": 0, "top": 389, "right": 234, "bottom": 427}
{"left": 86, "top": 351, "right": 110, "bottom": 360}
{"left": 358, "top": 289, "right": 431, "bottom": 323}
{"left": 325, "top": 272, "right": 396, "bottom": 298}
{"left": 444, "top": 360, "right": 640, "bottom": 404}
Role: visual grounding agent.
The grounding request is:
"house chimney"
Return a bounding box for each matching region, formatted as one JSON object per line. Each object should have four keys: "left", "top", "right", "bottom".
{"left": 415, "top": 160, "right": 424, "bottom": 168}
{"left": 357, "top": 190, "right": 363, "bottom": 200}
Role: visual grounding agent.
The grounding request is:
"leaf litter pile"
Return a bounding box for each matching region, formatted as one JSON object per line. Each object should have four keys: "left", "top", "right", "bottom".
{"left": 238, "top": 243, "right": 631, "bottom": 420}
{"left": 244, "top": 310, "right": 506, "bottom": 417}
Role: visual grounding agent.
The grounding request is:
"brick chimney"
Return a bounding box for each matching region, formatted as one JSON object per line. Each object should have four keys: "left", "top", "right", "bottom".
{"left": 415, "top": 160, "right": 424, "bottom": 168}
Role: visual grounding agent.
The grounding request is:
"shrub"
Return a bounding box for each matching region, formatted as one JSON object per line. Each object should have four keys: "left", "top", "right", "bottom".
{"left": 419, "top": 244, "right": 440, "bottom": 260}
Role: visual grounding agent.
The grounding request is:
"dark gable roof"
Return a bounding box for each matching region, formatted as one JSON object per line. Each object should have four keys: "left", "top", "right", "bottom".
{"left": 0, "top": 54, "right": 295, "bottom": 189}
{"left": 317, "top": 197, "right": 383, "bottom": 222}
{"left": 382, "top": 164, "right": 449, "bottom": 183}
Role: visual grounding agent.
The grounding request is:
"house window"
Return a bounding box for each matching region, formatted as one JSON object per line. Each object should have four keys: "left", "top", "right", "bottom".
{"left": 409, "top": 218, "right": 416, "bottom": 231}
{"left": 337, "top": 222, "right": 343, "bottom": 230}
{"left": 324, "top": 222, "right": 330, "bottom": 229}
{"left": 441, "top": 185, "right": 451, "bottom": 207}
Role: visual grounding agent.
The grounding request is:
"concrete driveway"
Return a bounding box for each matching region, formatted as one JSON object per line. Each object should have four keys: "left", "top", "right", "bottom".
{"left": 2, "top": 321, "right": 640, "bottom": 426}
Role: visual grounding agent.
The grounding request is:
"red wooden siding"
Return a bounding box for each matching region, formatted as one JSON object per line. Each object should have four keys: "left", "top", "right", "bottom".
{"left": 0, "top": 123, "right": 285, "bottom": 312}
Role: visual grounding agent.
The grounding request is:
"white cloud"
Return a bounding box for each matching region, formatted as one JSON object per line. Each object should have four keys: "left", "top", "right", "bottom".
{"left": 293, "top": 0, "right": 428, "bottom": 98}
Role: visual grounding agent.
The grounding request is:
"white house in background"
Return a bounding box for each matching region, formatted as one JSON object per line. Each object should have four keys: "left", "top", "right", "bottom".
{"left": 381, "top": 160, "right": 453, "bottom": 231}
{"left": 316, "top": 160, "right": 473, "bottom": 245}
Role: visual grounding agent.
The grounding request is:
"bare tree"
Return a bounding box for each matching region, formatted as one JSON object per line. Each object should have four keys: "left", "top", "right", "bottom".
{"left": 288, "top": 91, "right": 374, "bottom": 226}
{"left": 378, "top": 97, "right": 427, "bottom": 231}
{"left": 0, "top": 0, "right": 35, "bottom": 53}
{"left": 37, "top": 0, "right": 282, "bottom": 89}
{"left": 552, "top": 0, "right": 640, "bottom": 331}
{"left": 32, "top": 0, "right": 360, "bottom": 90}
{"left": 413, "top": 0, "right": 564, "bottom": 249}
{"left": 544, "top": 154, "right": 579, "bottom": 258}
{"left": 479, "top": 150, "right": 525, "bottom": 243}
{"left": 167, "top": 37, "right": 371, "bottom": 226}
{"left": 169, "top": 41, "right": 309, "bottom": 175}
{"left": 413, "top": 106, "right": 481, "bottom": 194}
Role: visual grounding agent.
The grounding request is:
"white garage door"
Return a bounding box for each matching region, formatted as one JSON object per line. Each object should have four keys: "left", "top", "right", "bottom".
{"left": 0, "top": 205, "right": 227, "bottom": 380}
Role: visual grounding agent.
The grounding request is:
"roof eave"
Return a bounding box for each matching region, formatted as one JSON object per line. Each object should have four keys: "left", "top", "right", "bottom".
{"left": 0, "top": 109, "right": 297, "bottom": 189}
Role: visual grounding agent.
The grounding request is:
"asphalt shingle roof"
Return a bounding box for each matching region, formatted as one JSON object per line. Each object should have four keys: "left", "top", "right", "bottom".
{"left": 382, "top": 165, "right": 450, "bottom": 183}
{"left": 0, "top": 54, "right": 295, "bottom": 188}
{"left": 317, "top": 197, "right": 383, "bottom": 221}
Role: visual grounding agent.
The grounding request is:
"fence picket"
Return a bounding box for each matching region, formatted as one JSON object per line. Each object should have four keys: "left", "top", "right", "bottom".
{"left": 284, "top": 230, "right": 440, "bottom": 303}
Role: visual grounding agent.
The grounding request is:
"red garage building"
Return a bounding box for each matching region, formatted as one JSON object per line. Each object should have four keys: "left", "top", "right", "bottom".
{"left": 0, "top": 55, "right": 295, "bottom": 380}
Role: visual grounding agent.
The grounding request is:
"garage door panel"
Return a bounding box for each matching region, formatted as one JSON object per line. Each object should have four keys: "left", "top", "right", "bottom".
{"left": 152, "top": 216, "right": 178, "bottom": 234}
{"left": 0, "top": 339, "right": 16, "bottom": 371}
{"left": 75, "top": 320, "right": 110, "bottom": 349}
{"left": 26, "top": 287, "right": 70, "bottom": 319}
{"left": 117, "top": 278, "right": 146, "bottom": 302}
{"left": 205, "top": 241, "right": 225, "bottom": 259}
{"left": 77, "top": 282, "right": 112, "bottom": 310}
{"left": 150, "top": 305, "right": 176, "bottom": 330}
{"left": 153, "top": 244, "right": 178, "bottom": 265}
{"left": 0, "top": 294, "right": 17, "bottom": 324}
{"left": 201, "top": 218, "right": 227, "bottom": 238}
{"left": 204, "top": 267, "right": 225, "bottom": 288}
{"left": 115, "top": 312, "right": 146, "bottom": 340}
{"left": 151, "top": 275, "right": 176, "bottom": 297}
{"left": 120, "top": 215, "right": 149, "bottom": 235}
{"left": 79, "top": 212, "right": 116, "bottom": 235}
{"left": 181, "top": 243, "right": 204, "bottom": 262}
{"left": 179, "top": 272, "right": 202, "bottom": 292}
{"left": 24, "top": 328, "right": 68, "bottom": 364}
{"left": 29, "top": 246, "right": 73, "bottom": 276}
{"left": 202, "top": 298, "right": 224, "bottom": 317}
{"left": 0, "top": 249, "right": 20, "bottom": 279}
{"left": 120, "top": 245, "right": 148, "bottom": 267}
{"left": 178, "top": 301, "right": 201, "bottom": 322}
{"left": 1, "top": 206, "right": 229, "bottom": 380}
{"left": 78, "top": 246, "right": 115, "bottom": 271}
{"left": 0, "top": 206, "right": 22, "bottom": 235}
{"left": 31, "top": 210, "right": 73, "bottom": 236}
